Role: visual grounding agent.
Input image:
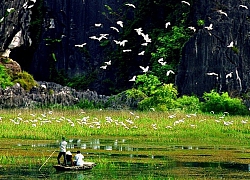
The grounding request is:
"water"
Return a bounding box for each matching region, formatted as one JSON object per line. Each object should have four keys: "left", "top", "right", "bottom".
{"left": 1, "top": 138, "right": 250, "bottom": 179}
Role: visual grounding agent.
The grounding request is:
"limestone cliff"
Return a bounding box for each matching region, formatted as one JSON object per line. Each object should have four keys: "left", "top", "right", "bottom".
{"left": 176, "top": 1, "right": 250, "bottom": 97}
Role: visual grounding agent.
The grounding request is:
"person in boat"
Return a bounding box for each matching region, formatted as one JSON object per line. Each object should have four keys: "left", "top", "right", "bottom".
{"left": 66, "top": 151, "right": 74, "bottom": 166}
{"left": 57, "top": 137, "right": 67, "bottom": 165}
{"left": 74, "top": 150, "right": 84, "bottom": 166}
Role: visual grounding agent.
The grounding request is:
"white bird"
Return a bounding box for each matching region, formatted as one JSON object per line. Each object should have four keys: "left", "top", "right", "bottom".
{"left": 75, "top": 43, "right": 86, "bottom": 47}
{"left": 165, "top": 22, "right": 171, "bottom": 28}
{"left": 114, "top": 40, "right": 128, "bottom": 47}
{"left": 158, "top": 58, "right": 167, "bottom": 65}
{"left": 225, "top": 72, "right": 233, "bottom": 78}
{"left": 141, "top": 33, "right": 151, "bottom": 43}
{"left": 204, "top": 24, "right": 213, "bottom": 30}
{"left": 134, "top": 28, "right": 143, "bottom": 35}
{"left": 138, "top": 51, "right": 145, "bottom": 55}
{"left": 104, "top": 60, "right": 111, "bottom": 65}
{"left": 123, "top": 49, "right": 132, "bottom": 52}
{"left": 117, "top": 21, "right": 123, "bottom": 28}
{"left": 206, "top": 72, "right": 218, "bottom": 76}
{"left": 227, "top": 41, "right": 233, "bottom": 47}
{"left": 141, "top": 43, "right": 148, "bottom": 46}
{"left": 89, "top": 36, "right": 99, "bottom": 40}
{"left": 125, "top": 3, "right": 136, "bottom": 8}
{"left": 0, "top": 17, "right": 4, "bottom": 23}
{"left": 166, "top": 70, "right": 175, "bottom": 76}
{"left": 7, "top": 8, "right": 15, "bottom": 13}
{"left": 188, "top": 26, "right": 196, "bottom": 32}
{"left": 110, "top": 26, "right": 119, "bottom": 32}
{"left": 217, "top": 10, "right": 227, "bottom": 17}
{"left": 129, "top": 76, "right": 136, "bottom": 81}
{"left": 181, "top": 1, "right": 190, "bottom": 6}
{"left": 239, "top": 5, "right": 248, "bottom": 9}
{"left": 95, "top": 23, "right": 102, "bottom": 27}
{"left": 100, "top": 65, "right": 107, "bottom": 69}
{"left": 139, "top": 66, "right": 149, "bottom": 73}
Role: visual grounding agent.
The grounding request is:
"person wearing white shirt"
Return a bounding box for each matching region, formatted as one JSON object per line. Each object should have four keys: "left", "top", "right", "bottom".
{"left": 74, "top": 150, "right": 84, "bottom": 166}
{"left": 57, "top": 137, "right": 67, "bottom": 165}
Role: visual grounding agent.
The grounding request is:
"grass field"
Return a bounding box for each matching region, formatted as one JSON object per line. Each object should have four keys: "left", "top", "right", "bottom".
{"left": 1, "top": 109, "right": 250, "bottom": 146}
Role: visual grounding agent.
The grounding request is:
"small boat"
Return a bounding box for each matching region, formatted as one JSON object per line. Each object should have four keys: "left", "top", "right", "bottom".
{"left": 53, "top": 162, "right": 96, "bottom": 171}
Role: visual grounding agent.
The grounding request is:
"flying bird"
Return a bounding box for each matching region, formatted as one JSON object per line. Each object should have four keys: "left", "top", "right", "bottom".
{"left": 117, "top": 21, "right": 123, "bottom": 28}
{"left": 139, "top": 66, "right": 149, "bottom": 73}
{"left": 204, "top": 24, "right": 213, "bottom": 30}
{"left": 125, "top": 3, "right": 136, "bottom": 8}
{"left": 227, "top": 41, "right": 233, "bottom": 47}
{"left": 165, "top": 22, "right": 171, "bottom": 28}
{"left": 217, "top": 10, "right": 227, "bottom": 17}
{"left": 104, "top": 60, "right": 111, "bottom": 65}
{"left": 141, "top": 43, "right": 148, "bottom": 46}
{"left": 110, "top": 26, "right": 119, "bottom": 32}
{"left": 134, "top": 27, "right": 143, "bottom": 35}
{"left": 75, "top": 43, "right": 87, "bottom": 47}
{"left": 123, "top": 49, "right": 132, "bottom": 52}
{"left": 141, "top": 33, "right": 151, "bottom": 43}
{"left": 166, "top": 70, "right": 175, "bottom": 76}
{"left": 188, "top": 26, "right": 196, "bottom": 32}
{"left": 100, "top": 65, "right": 107, "bottom": 69}
{"left": 95, "top": 23, "right": 102, "bottom": 27}
{"left": 138, "top": 51, "right": 145, "bottom": 55}
{"left": 239, "top": 5, "right": 248, "bottom": 9}
{"left": 226, "top": 72, "right": 233, "bottom": 78}
{"left": 129, "top": 76, "right": 136, "bottom": 81}
{"left": 206, "top": 72, "right": 218, "bottom": 76}
{"left": 181, "top": 1, "right": 190, "bottom": 6}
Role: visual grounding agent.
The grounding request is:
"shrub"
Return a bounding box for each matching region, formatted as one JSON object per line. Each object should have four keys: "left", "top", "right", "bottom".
{"left": 12, "top": 71, "right": 38, "bottom": 91}
{"left": 176, "top": 95, "right": 200, "bottom": 112}
{"left": 0, "top": 64, "right": 13, "bottom": 89}
{"left": 138, "top": 83, "right": 178, "bottom": 111}
{"left": 201, "top": 90, "right": 249, "bottom": 115}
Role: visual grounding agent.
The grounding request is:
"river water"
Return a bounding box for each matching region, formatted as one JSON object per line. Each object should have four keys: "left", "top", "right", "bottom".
{"left": 1, "top": 137, "right": 250, "bottom": 179}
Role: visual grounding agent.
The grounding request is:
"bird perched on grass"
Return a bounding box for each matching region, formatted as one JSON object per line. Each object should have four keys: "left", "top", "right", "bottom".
{"left": 165, "top": 22, "right": 171, "bottom": 29}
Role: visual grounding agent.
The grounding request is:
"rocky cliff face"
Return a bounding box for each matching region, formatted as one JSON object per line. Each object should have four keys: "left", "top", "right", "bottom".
{"left": 176, "top": 1, "right": 250, "bottom": 97}
{"left": 2, "top": 0, "right": 250, "bottom": 98}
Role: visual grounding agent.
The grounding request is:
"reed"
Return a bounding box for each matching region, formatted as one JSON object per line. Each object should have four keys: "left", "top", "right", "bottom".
{"left": 0, "top": 109, "right": 250, "bottom": 146}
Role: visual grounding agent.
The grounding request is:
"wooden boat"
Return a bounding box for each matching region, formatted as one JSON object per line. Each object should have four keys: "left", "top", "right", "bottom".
{"left": 53, "top": 162, "right": 96, "bottom": 171}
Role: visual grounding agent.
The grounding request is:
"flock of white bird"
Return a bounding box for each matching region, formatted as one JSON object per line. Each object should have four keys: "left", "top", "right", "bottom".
{"left": 1, "top": 110, "right": 249, "bottom": 131}
{"left": 73, "top": 2, "right": 187, "bottom": 83}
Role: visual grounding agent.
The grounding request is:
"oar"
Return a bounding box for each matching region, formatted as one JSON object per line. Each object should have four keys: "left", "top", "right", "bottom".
{"left": 39, "top": 150, "right": 56, "bottom": 172}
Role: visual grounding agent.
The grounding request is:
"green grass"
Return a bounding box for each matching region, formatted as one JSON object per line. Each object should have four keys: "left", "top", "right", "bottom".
{"left": 0, "top": 109, "right": 250, "bottom": 147}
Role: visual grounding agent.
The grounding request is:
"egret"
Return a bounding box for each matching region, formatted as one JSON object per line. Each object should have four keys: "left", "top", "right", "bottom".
{"left": 138, "top": 51, "right": 145, "bottom": 55}
{"left": 139, "top": 66, "right": 149, "bottom": 73}
{"left": 239, "top": 5, "right": 248, "bottom": 9}
{"left": 95, "top": 23, "right": 102, "bottom": 27}
{"left": 217, "top": 10, "right": 227, "bottom": 17}
{"left": 204, "top": 24, "right": 213, "bottom": 30}
{"left": 117, "top": 21, "right": 123, "bottom": 28}
{"left": 100, "top": 65, "right": 107, "bottom": 69}
{"left": 125, "top": 3, "right": 136, "bottom": 8}
{"left": 165, "top": 22, "right": 171, "bottom": 28}
{"left": 206, "top": 72, "right": 218, "bottom": 76}
{"left": 227, "top": 41, "right": 233, "bottom": 47}
{"left": 110, "top": 26, "right": 119, "bottom": 32}
{"left": 123, "top": 49, "right": 132, "bottom": 52}
{"left": 181, "top": 1, "right": 190, "bottom": 6}
{"left": 166, "top": 70, "right": 175, "bottom": 76}
{"left": 104, "top": 60, "right": 111, "bottom": 65}
{"left": 134, "top": 27, "right": 143, "bottom": 35}
{"left": 188, "top": 26, "right": 196, "bottom": 32}
{"left": 75, "top": 43, "right": 86, "bottom": 47}
{"left": 129, "top": 76, "right": 136, "bottom": 81}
